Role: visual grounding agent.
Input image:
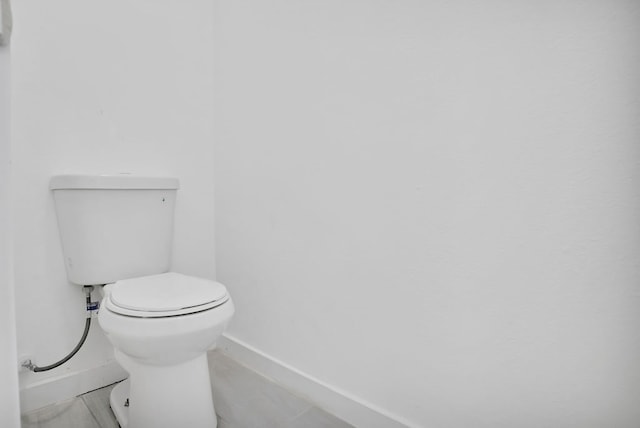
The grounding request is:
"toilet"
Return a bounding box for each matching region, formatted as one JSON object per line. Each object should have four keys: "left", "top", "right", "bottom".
{"left": 50, "top": 174, "right": 234, "bottom": 428}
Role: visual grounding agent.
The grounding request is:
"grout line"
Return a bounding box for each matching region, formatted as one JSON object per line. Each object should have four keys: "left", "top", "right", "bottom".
{"left": 283, "top": 403, "right": 315, "bottom": 423}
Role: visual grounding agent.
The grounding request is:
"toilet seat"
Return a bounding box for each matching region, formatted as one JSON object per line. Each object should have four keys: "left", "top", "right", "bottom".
{"left": 104, "top": 272, "right": 229, "bottom": 318}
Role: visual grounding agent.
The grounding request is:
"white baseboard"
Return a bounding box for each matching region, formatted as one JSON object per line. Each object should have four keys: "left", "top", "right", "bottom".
{"left": 19, "top": 360, "right": 127, "bottom": 413}
{"left": 218, "top": 334, "right": 418, "bottom": 428}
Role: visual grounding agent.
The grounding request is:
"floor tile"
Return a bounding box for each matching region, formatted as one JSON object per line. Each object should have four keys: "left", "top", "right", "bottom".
{"left": 217, "top": 414, "right": 233, "bottom": 428}
{"left": 21, "top": 397, "right": 101, "bottom": 428}
{"left": 288, "top": 406, "right": 355, "bottom": 428}
{"left": 209, "top": 351, "right": 313, "bottom": 428}
{"left": 81, "top": 383, "right": 120, "bottom": 428}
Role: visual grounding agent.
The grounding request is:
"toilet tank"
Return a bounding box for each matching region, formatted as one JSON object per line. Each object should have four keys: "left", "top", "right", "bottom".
{"left": 50, "top": 175, "right": 180, "bottom": 286}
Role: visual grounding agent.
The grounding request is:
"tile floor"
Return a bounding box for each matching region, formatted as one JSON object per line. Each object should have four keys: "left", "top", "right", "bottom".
{"left": 21, "top": 351, "right": 353, "bottom": 428}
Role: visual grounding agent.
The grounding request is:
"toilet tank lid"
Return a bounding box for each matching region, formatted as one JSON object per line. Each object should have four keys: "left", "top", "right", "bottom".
{"left": 50, "top": 175, "right": 180, "bottom": 190}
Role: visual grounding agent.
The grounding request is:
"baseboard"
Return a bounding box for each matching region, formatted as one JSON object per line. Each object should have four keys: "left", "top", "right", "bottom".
{"left": 19, "top": 359, "right": 128, "bottom": 413}
{"left": 218, "top": 334, "right": 418, "bottom": 428}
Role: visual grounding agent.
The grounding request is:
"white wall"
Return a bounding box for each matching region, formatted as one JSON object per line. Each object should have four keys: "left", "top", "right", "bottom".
{"left": 0, "top": 44, "right": 21, "bottom": 427}
{"left": 213, "top": 1, "right": 640, "bottom": 427}
{"left": 12, "top": 0, "right": 216, "bottom": 396}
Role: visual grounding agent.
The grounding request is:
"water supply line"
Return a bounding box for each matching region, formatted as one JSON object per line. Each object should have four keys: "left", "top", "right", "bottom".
{"left": 22, "top": 285, "right": 99, "bottom": 372}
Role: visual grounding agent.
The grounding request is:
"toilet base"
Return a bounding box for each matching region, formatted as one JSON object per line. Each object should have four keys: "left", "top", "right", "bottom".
{"left": 110, "top": 379, "right": 130, "bottom": 428}
{"left": 110, "top": 352, "right": 217, "bottom": 428}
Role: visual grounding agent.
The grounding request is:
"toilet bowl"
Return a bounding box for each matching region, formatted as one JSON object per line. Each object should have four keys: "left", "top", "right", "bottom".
{"left": 98, "top": 272, "right": 234, "bottom": 428}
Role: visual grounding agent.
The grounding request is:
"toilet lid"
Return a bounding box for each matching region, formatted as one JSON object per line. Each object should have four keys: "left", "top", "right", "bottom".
{"left": 107, "top": 272, "right": 228, "bottom": 317}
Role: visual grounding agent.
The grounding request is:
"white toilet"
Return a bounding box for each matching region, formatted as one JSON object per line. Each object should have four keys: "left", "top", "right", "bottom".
{"left": 50, "top": 174, "right": 234, "bottom": 428}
